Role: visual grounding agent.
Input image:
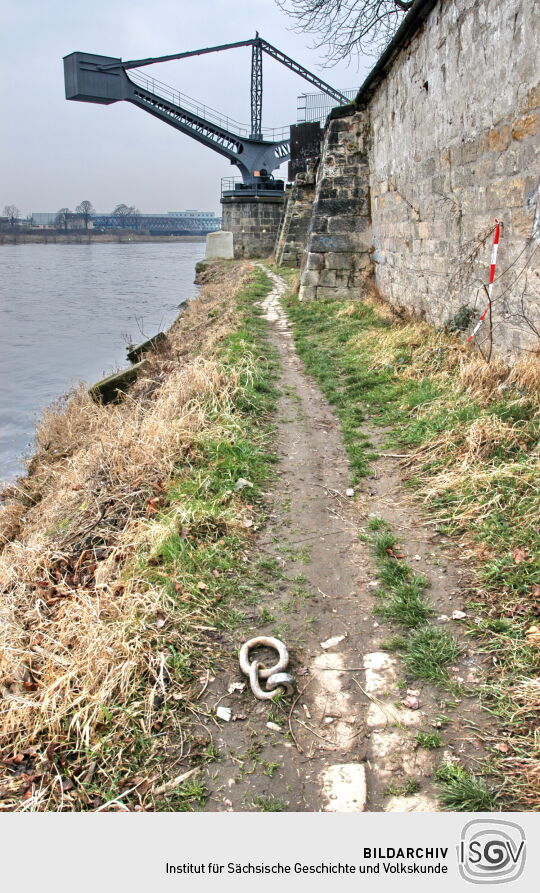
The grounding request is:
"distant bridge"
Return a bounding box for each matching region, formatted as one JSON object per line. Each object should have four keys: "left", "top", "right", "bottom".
{"left": 92, "top": 212, "right": 221, "bottom": 235}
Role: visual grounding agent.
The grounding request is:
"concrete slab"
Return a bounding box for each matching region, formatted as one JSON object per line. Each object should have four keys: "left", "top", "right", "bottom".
{"left": 320, "top": 763, "right": 367, "bottom": 812}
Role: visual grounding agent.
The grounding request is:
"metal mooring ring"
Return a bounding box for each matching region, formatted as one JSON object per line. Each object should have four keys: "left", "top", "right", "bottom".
{"left": 266, "top": 672, "right": 296, "bottom": 697}
{"left": 239, "top": 636, "right": 289, "bottom": 680}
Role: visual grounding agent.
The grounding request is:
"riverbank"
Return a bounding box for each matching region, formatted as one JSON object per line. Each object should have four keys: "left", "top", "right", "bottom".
{"left": 0, "top": 233, "right": 206, "bottom": 245}
{"left": 0, "top": 261, "right": 278, "bottom": 811}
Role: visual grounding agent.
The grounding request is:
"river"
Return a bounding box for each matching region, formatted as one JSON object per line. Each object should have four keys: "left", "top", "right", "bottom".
{"left": 0, "top": 241, "right": 205, "bottom": 482}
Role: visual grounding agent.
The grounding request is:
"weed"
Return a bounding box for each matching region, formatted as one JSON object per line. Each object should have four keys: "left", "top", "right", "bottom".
{"left": 415, "top": 730, "right": 442, "bottom": 749}
{"left": 164, "top": 776, "right": 208, "bottom": 812}
{"left": 384, "top": 779, "right": 421, "bottom": 797}
{"left": 200, "top": 742, "right": 221, "bottom": 763}
{"left": 262, "top": 761, "right": 281, "bottom": 777}
{"left": 374, "top": 531, "right": 397, "bottom": 560}
{"left": 435, "top": 762, "right": 496, "bottom": 811}
{"left": 251, "top": 794, "right": 287, "bottom": 812}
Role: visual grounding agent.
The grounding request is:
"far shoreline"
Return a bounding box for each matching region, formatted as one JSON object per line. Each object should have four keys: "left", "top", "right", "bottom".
{"left": 0, "top": 232, "right": 208, "bottom": 245}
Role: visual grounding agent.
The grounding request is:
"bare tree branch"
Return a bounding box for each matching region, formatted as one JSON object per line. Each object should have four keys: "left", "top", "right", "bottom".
{"left": 276, "top": 0, "right": 411, "bottom": 63}
{"left": 3, "top": 205, "right": 20, "bottom": 228}
{"left": 75, "top": 200, "right": 95, "bottom": 231}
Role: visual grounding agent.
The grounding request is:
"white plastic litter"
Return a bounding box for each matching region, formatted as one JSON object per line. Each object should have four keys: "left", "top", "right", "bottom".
{"left": 320, "top": 635, "right": 346, "bottom": 650}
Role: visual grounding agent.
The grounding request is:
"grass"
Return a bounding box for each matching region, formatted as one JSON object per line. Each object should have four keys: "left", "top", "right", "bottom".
{"left": 402, "top": 626, "right": 462, "bottom": 684}
{"left": 0, "top": 262, "right": 281, "bottom": 811}
{"left": 371, "top": 530, "right": 433, "bottom": 629}
{"left": 283, "top": 277, "right": 540, "bottom": 809}
{"left": 435, "top": 762, "right": 497, "bottom": 811}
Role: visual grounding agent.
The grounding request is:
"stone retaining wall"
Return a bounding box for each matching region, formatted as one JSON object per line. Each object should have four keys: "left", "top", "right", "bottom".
{"left": 297, "top": 0, "right": 540, "bottom": 357}
{"left": 275, "top": 173, "right": 317, "bottom": 268}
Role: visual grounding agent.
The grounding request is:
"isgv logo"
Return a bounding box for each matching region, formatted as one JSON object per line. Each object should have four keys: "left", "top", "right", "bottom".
{"left": 458, "top": 819, "right": 526, "bottom": 885}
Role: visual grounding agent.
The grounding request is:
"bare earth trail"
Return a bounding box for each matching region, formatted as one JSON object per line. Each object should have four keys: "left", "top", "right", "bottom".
{"left": 200, "top": 267, "right": 488, "bottom": 813}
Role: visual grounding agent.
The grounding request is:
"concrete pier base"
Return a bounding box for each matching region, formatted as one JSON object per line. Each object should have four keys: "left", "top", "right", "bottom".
{"left": 220, "top": 192, "right": 285, "bottom": 259}
{"left": 205, "top": 230, "right": 234, "bottom": 260}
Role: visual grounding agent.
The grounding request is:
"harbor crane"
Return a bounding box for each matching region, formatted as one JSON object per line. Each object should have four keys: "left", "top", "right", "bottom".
{"left": 64, "top": 35, "right": 350, "bottom": 190}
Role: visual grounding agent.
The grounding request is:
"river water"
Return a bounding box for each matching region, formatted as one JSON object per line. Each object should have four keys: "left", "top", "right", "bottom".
{"left": 0, "top": 241, "right": 205, "bottom": 482}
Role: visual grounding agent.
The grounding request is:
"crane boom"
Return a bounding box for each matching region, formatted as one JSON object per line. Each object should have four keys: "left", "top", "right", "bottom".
{"left": 64, "top": 36, "right": 350, "bottom": 188}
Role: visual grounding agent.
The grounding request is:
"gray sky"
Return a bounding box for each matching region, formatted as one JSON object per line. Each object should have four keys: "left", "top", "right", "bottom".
{"left": 2, "top": 0, "right": 371, "bottom": 216}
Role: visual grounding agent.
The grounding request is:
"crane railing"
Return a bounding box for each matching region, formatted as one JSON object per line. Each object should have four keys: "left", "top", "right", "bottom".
{"left": 128, "top": 69, "right": 289, "bottom": 143}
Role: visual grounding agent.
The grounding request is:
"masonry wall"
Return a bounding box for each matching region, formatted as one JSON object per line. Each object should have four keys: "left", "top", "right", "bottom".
{"left": 221, "top": 195, "right": 284, "bottom": 259}
{"left": 299, "top": 112, "right": 374, "bottom": 300}
{"left": 299, "top": 0, "right": 540, "bottom": 357}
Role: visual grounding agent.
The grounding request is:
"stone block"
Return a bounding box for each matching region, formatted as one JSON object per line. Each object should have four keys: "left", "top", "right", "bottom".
{"left": 327, "top": 210, "right": 371, "bottom": 233}
{"left": 487, "top": 124, "right": 512, "bottom": 152}
{"left": 309, "top": 233, "right": 356, "bottom": 252}
{"left": 512, "top": 113, "right": 539, "bottom": 141}
{"left": 316, "top": 198, "right": 361, "bottom": 216}
{"left": 486, "top": 177, "right": 527, "bottom": 209}
{"left": 298, "top": 284, "right": 317, "bottom": 302}
{"left": 316, "top": 286, "right": 358, "bottom": 300}
{"left": 305, "top": 252, "right": 324, "bottom": 271}
{"left": 318, "top": 269, "right": 337, "bottom": 287}
{"left": 326, "top": 252, "right": 355, "bottom": 270}
{"left": 301, "top": 269, "right": 320, "bottom": 287}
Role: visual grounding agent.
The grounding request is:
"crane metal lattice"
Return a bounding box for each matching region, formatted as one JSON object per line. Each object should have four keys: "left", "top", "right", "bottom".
{"left": 63, "top": 35, "right": 350, "bottom": 189}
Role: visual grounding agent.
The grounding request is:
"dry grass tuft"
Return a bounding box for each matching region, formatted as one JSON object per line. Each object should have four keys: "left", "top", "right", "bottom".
{"left": 462, "top": 416, "right": 525, "bottom": 462}
{"left": 458, "top": 355, "right": 511, "bottom": 402}
{"left": 335, "top": 302, "right": 358, "bottom": 319}
{"left": 510, "top": 351, "right": 540, "bottom": 396}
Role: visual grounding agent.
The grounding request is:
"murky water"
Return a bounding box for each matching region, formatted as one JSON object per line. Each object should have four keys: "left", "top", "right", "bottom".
{"left": 0, "top": 241, "right": 205, "bottom": 482}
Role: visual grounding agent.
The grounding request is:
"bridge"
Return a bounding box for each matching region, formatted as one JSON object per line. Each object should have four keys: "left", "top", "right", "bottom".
{"left": 63, "top": 35, "right": 349, "bottom": 192}
{"left": 92, "top": 212, "right": 221, "bottom": 235}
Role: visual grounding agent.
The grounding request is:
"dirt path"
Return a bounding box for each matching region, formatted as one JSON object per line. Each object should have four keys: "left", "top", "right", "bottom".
{"left": 200, "top": 267, "right": 488, "bottom": 813}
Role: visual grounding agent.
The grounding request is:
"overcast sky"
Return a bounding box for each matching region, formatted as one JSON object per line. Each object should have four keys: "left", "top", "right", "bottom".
{"left": 2, "top": 0, "right": 371, "bottom": 217}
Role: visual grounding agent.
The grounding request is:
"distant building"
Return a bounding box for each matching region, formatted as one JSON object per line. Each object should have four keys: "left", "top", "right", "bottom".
{"left": 31, "top": 213, "right": 58, "bottom": 226}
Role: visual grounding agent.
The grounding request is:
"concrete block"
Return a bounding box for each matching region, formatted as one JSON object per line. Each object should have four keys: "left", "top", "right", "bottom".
{"left": 205, "top": 230, "right": 234, "bottom": 260}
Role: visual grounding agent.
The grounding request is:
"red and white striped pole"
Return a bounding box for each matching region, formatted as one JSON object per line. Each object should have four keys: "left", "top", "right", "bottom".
{"left": 468, "top": 219, "right": 502, "bottom": 341}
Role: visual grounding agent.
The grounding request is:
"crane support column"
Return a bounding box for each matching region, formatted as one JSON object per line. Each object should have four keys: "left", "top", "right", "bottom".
{"left": 250, "top": 36, "right": 263, "bottom": 140}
